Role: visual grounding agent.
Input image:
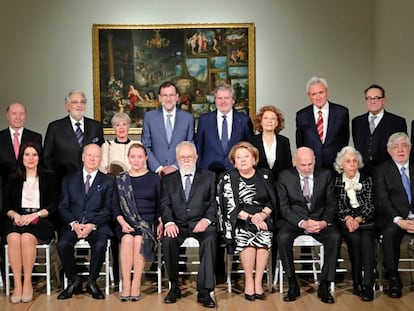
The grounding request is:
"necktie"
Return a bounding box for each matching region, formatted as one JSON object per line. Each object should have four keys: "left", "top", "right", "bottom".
{"left": 75, "top": 122, "right": 83, "bottom": 147}
{"left": 316, "top": 110, "right": 323, "bottom": 142}
{"left": 13, "top": 131, "right": 20, "bottom": 159}
{"left": 85, "top": 174, "right": 91, "bottom": 194}
{"left": 401, "top": 167, "right": 412, "bottom": 204}
{"left": 303, "top": 177, "right": 311, "bottom": 210}
{"left": 166, "top": 113, "right": 173, "bottom": 144}
{"left": 184, "top": 174, "right": 192, "bottom": 200}
{"left": 369, "top": 115, "right": 377, "bottom": 134}
{"left": 221, "top": 115, "right": 228, "bottom": 151}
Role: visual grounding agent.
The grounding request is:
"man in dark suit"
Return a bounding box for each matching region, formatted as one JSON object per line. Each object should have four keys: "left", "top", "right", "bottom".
{"left": 44, "top": 90, "right": 104, "bottom": 183}
{"left": 296, "top": 76, "right": 349, "bottom": 170}
{"left": 195, "top": 84, "right": 253, "bottom": 175}
{"left": 374, "top": 132, "right": 414, "bottom": 298}
{"left": 161, "top": 141, "right": 217, "bottom": 308}
{"left": 0, "top": 103, "right": 42, "bottom": 184}
{"left": 276, "top": 147, "right": 341, "bottom": 304}
{"left": 57, "top": 144, "right": 113, "bottom": 300}
{"left": 352, "top": 84, "right": 407, "bottom": 176}
{"left": 142, "top": 81, "right": 194, "bottom": 175}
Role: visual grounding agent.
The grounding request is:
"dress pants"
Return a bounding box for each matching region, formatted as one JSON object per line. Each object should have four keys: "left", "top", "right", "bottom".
{"left": 278, "top": 224, "right": 341, "bottom": 282}
{"left": 381, "top": 223, "right": 412, "bottom": 273}
{"left": 57, "top": 230, "right": 108, "bottom": 283}
{"left": 162, "top": 225, "right": 217, "bottom": 291}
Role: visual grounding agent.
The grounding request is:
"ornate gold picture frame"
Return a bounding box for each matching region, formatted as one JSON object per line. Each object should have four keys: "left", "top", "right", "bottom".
{"left": 92, "top": 23, "right": 255, "bottom": 134}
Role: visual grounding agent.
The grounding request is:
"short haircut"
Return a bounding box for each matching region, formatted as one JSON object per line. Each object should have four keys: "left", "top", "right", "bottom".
{"left": 333, "top": 146, "right": 364, "bottom": 173}
{"left": 306, "top": 76, "right": 328, "bottom": 93}
{"left": 228, "top": 141, "right": 259, "bottom": 166}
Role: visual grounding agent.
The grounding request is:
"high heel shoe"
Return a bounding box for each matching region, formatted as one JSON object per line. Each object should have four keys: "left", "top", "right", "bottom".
{"left": 22, "top": 295, "right": 33, "bottom": 303}
{"left": 255, "top": 293, "right": 265, "bottom": 300}
{"left": 244, "top": 293, "right": 255, "bottom": 301}
{"left": 10, "top": 295, "right": 22, "bottom": 304}
{"left": 130, "top": 295, "right": 141, "bottom": 302}
{"left": 119, "top": 295, "right": 130, "bottom": 302}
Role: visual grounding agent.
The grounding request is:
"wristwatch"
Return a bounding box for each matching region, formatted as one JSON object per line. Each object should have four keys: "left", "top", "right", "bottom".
{"left": 37, "top": 211, "right": 42, "bottom": 218}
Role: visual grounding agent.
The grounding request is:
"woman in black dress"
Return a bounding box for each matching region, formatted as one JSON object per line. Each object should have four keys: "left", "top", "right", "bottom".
{"left": 217, "top": 141, "right": 277, "bottom": 301}
{"left": 112, "top": 143, "right": 163, "bottom": 301}
{"left": 3, "top": 142, "right": 58, "bottom": 303}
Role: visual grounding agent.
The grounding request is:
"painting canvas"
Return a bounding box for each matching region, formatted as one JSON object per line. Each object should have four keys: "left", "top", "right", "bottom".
{"left": 93, "top": 23, "right": 255, "bottom": 134}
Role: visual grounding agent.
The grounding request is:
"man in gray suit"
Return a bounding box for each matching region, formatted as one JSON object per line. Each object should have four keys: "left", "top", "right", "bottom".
{"left": 141, "top": 81, "right": 194, "bottom": 176}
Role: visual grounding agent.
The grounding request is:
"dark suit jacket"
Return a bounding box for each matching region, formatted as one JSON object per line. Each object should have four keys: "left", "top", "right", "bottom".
{"left": 352, "top": 110, "right": 407, "bottom": 174}
{"left": 58, "top": 170, "right": 113, "bottom": 236}
{"left": 43, "top": 116, "right": 104, "bottom": 180}
{"left": 195, "top": 109, "right": 253, "bottom": 173}
{"left": 247, "top": 133, "right": 292, "bottom": 181}
{"left": 296, "top": 102, "right": 349, "bottom": 169}
{"left": 276, "top": 167, "right": 337, "bottom": 229}
{"left": 0, "top": 128, "right": 42, "bottom": 183}
{"left": 160, "top": 169, "right": 216, "bottom": 229}
{"left": 141, "top": 108, "right": 194, "bottom": 172}
{"left": 373, "top": 160, "right": 414, "bottom": 229}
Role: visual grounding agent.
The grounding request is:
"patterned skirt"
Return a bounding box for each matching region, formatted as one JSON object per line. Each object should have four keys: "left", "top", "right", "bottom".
{"left": 234, "top": 226, "right": 273, "bottom": 253}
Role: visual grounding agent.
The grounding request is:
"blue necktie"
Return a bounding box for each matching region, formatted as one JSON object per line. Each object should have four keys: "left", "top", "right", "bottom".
{"left": 221, "top": 115, "right": 228, "bottom": 151}
{"left": 75, "top": 122, "right": 83, "bottom": 147}
{"left": 401, "top": 167, "right": 412, "bottom": 204}
{"left": 166, "top": 114, "right": 172, "bottom": 144}
{"left": 85, "top": 174, "right": 91, "bottom": 194}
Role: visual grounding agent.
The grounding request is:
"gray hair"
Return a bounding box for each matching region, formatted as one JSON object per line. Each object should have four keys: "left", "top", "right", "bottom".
{"left": 306, "top": 76, "right": 328, "bottom": 93}
{"left": 111, "top": 112, "right": 131, "bottom": 127}
{"left": 176, "top": 141, "right": 197, "bottom": 155}
{"left": 64, "top": 90, "right": 87, "bottom": 104}
{"left": 387, "top": 132, "right": 411, "bottom": 148}
{"left": 214, "top": 84, "right": 236, "bottom": 100}
{"left": 333, "top": 146, "right": 364, "bottom": 173}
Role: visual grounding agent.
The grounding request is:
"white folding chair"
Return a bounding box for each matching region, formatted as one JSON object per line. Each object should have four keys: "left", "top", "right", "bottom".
{"left": 63, "top": 239, "right": 112, "bottom": 295}
{"left": 5, "top": 240, "right": 60, "bottom": 296}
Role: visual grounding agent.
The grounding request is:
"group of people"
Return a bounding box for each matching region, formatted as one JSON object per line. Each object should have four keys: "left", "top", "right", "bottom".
{"left": 0, "top": 77, "right": 413, "bottom": 307}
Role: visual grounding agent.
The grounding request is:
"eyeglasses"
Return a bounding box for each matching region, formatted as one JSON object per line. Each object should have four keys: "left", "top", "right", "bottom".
{"left": 70, "top": 100, "right": 86, "bottom": 105}
{"left": 177, "top": 155, "right": 195, "bottom": 161}
{"left": 365, "top": 96, "right": 383, "bottom": 102}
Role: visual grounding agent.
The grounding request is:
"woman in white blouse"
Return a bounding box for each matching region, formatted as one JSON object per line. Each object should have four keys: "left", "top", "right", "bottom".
{"left": 333, "top": 146, "right": 376, "bottom": 301}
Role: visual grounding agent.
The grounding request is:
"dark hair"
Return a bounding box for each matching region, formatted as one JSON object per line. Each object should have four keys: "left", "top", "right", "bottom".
{"left": 128, "top": 143, "right": 147, "bottom": 157}
{"left": 158, "top": 81, "right": 179, "bottom": 96}
{"left": 16, "top": 142, "right": 46, "bottom": 180}
{"left": 254, "top": 105, "right": 285, "bottom": 134}
{"left": 364, "top": 84, "right": 385, "bottom": 98}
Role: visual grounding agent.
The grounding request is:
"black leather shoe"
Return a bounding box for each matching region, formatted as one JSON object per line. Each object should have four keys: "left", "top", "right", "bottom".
{"left": 57, "top": 278, "right": 82, "bottom": 300}
{"left": 197, "top": 293, "right": 216, "bottom": 308}
{"left": 284, "top": 278, "right": 300, "bottom": 302}
{"left": 317, "top": 283, "right": 335, "bottom": 304}
{"left": 361, "top": 287, "right": 374, "bottom": 302}
{"left": 353, "top": 283, "right": 362, "bottom": 296}
{"left": 164, "top": 286, "right": 181, "bottom": 304}
{"left": 255, "top": 293, "right": 265, "bottom": 300}
{"left": 244, "top": 293, "right": 255, "bottom": 301}
{"left": 388, "top": 276, "right": 402, "bottom": 298}
{"left": 86, "top": 283, "right": 105, "bottom": 299}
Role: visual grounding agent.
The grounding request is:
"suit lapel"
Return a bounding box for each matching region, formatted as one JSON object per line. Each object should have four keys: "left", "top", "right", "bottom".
{"left": 1, "top": 130, "right": 15, "bottom": 160}
{"left": 63, "top": 117, "right": 79, "bottom": 146}
{"left": 157, "top": 109, "right": 169, "bottom": 144}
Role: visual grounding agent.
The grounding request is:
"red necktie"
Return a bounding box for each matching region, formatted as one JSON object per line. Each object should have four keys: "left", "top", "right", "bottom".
{"left": 316, "top": 110, "right": 323, "bottom": 142}
{"left": 13, "top": 131, "right": 20, "bottom": 159}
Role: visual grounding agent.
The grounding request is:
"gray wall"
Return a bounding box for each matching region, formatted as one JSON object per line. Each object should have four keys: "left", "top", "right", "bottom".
{"left": 0, "top": 0, "right": 411, "bottom": 145}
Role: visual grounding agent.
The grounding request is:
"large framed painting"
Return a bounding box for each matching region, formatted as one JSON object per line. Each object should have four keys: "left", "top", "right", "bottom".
{"left": 92, "top": 23, "right": 255, "bottom": 134}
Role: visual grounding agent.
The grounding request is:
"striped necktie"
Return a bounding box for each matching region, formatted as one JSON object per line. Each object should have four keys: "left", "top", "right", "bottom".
{"left": 75, "top": 122, "right": 83, "bottom": 147}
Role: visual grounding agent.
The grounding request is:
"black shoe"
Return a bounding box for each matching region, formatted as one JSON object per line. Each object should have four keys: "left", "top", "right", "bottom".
{"left": 284, "top": 279, "right": 300, "bottom": 302}
{"left": 164, "top": 286, "right": 181, "bottom": 304}
{"left": 244, "top": 293, "right": 255, "bottom": 301}
{"left": 57, "top": 277, "right": 82, "bottom": 300}
{"left": 361, "top": 286, "right": 374, "bottom": 301}
{"left": 197, "top": 292, "right": 216, "bottom": 308}
{"left": 86, "top": 283, "right": 105, "bottom": 299}
{"left": 255, "top": 293, "right": 265, "bottom": 300}
{"left": 353, "top": 283, "right": 362, "bottom": 296}
{"left": 388, "top": 275, "right": 402, "bottom": 298}
{"left": 317, "top": 282, "right": 335, "bottom": 304}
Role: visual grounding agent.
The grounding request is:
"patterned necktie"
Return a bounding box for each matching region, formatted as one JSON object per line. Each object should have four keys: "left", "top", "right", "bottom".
{"left": 369, "top": 115, "right": 377, "bottom": 134}
{"left": 316, "top": 110, "right": 323, "bottom": 142}
{"left": 221, "top": 115, "right": 228, "bottom": 151}
{"left": 184, "top": 174, "right": 192, "bottom": 200}
{"left": 75, "top": 122, "right": 83, "bottom": 147}
{"left": 401, "top": 167, "right": 412, "bottom": 204}
{"left": 303, "top": 177, "right": 311, "bottom": 210}
{"left": 13, "top": 131, "right": 20, "bottom": 159}
{"left": 85, "top": 174, "right": 91, "bottom": 194}
{"left": 166, "top": 113, "right": 173, "bottom": 144}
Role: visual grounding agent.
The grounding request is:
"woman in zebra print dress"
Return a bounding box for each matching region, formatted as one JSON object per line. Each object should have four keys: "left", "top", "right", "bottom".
{"left": 217, "top": 141, "right": 277, "bottom": 301}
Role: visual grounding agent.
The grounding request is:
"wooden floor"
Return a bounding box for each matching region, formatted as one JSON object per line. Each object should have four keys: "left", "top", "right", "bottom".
{"left": 1, "top": 275, "right": 414, "bottom": 311}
